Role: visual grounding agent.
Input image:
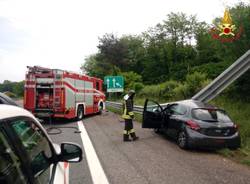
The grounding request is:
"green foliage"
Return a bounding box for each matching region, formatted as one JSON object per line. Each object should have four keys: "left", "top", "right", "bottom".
{"left": 185, "top": 72, "right": 208, "bottom": 96}
{"left": 83, "top": 12, "right": 207, "bottom": 84}
{"left": 212, "top": 96, "right": 250, "bottom": 146}
{"left": 139, "top": 84, "right": 163, "bottom": 101}
{"left": 119, "top": 71, "right": 142, "bottom": 91}
{"left": 13, "top": 81, "right": 24, "bottom": 97}
{"left": 211, "top": 96, "right": 250, "bottom": 166}
{"left": 191, "top": 61, "right": 229, "bottom": 79}
{"left": 0, "top": 81, "right": 24, "bottom": 97}
{"left": 81, "top": 54, "right": 111, "bottom": 79}
{"left": 160, "top": 80, "right": 180, "bottom": 100}
{"left": 173, "top": 72, "right": 211, "bottom": 99}
{"left": 0, "top": 80, "right": 12, "bottom": 92}
{"left": 133, "top": 82, "right": 144, "bottom": 93}
{"left": 229, "top": 70, "right": 250, "bottom": 102}
{"left": 173, "top": 83, "right": 189, "bottom": 100}
{"left": 139, "top": 72, "right": 210, "bottom": 102}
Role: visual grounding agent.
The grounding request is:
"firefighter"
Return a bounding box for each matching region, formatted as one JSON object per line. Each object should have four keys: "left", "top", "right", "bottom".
{"left": 122, "top": 90, "right": 139, "bottom": 142}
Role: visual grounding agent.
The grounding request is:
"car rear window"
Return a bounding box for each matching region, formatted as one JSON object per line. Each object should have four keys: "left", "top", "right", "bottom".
{"left": 192, "top": 108, "right": 232, "bottom": 123}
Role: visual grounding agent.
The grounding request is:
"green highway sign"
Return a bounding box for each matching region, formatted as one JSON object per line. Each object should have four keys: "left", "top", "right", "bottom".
{"left": 104, "top": 76, "right": 124, "bottom": 92}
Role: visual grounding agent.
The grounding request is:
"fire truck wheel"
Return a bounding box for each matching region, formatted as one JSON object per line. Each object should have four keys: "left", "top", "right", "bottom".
{"left": 77, "top": 106, "right": 84, "bottom": 120}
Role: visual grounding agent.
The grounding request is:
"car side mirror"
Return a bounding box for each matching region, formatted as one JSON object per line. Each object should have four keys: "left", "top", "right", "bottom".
{"left": 59, "top": 142, "right": 82, "bottom": 163}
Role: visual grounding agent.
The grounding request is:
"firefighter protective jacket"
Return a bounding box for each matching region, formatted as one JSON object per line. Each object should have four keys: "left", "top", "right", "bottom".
{"left": 122, "top": 94, "right": 134, "bottom": 119}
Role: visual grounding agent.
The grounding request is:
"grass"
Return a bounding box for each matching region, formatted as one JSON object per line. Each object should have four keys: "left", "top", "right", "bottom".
{"left": 198, "top": 96, "right": 250, "bottom": 166}
{"left": 107, "top": 95, "right": 250, "bottom": 167}
{"left": 211, "top": 96, "right": 250, "bottom": 165}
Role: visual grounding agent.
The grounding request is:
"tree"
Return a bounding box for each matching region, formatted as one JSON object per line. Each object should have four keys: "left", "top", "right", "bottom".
{"left": 83, "top": 34, "right": 146, "bottom": 79}
{"left": 119, "top": 35, "right": 146, "bottom": 74}
{"left": 119, "top": 71, "right": 143, "bottom": 92}
{"left": 97, "top": 33, "right": 129, "bottom": 71}
{"left": 81, "top": 54, "right": 113, "bottom": 79}
{"left": 81, "top": 2, "right": 250, "bottom": 101}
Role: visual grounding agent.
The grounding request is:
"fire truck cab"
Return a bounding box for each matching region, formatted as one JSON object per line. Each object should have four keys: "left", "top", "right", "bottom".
{"left": 24, "top": 66, "right": 105, "bottom": 119}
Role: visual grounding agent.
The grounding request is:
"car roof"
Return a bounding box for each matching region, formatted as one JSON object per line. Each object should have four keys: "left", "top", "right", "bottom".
{"left": 176, "top": 99, "right": 218, "bottom": 109}
{"left": 0, "top": 104, "right": 35, "bottom": 121}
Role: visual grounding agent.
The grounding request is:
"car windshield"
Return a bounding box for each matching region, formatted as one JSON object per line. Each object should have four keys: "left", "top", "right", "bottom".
{"left": 192, "top": 108, "right": 232, "bottom": 123}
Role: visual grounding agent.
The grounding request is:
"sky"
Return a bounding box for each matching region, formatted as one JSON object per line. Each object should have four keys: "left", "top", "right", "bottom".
{"left": 0, "top": 0, "right": 248, "bottom": 82}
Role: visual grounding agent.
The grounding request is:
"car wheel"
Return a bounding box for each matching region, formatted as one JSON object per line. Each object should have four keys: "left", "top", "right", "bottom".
{"left": 77, "top": 106, "right": 84, "bottom": 120}
{"left": 177, "top": 131, "right": 189, "bottom": 149}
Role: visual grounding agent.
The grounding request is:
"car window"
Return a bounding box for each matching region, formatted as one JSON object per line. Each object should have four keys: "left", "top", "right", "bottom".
{"left": 146, "top": 101, "right": 161, "bottom": 112}
{"left": 0, "top": 130, "right": 27, "bottom": 184}
{"left": 176, "top": 105, "right": 187, "bottom": 115}
{"left": 192, "top": 108, "right": 232, "bottom": 123}
{"left": 11, "top": 118, "right": 52, "bottom": 183}
{"left": 168, "top": 104, "right": 187, "bottom": 115}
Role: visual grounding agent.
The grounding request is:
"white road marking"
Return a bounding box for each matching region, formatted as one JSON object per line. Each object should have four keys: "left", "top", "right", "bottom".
{"left": 77, "top": 121, "right": 109, "bottom": 184}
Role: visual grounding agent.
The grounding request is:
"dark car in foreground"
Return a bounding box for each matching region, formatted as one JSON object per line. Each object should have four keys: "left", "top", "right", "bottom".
{"left": 142, "top": 99, "right": 241, "bottom": 150}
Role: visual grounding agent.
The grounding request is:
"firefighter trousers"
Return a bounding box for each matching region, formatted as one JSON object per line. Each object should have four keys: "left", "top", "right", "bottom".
{"left": 123, "top": 119, "right": 138, "bottom": 141}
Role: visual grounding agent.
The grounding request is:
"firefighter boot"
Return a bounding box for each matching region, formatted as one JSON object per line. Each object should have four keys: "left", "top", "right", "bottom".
{"left": 130, "top": 132, "right": 139, "bottom": 141}
{"left": 123, "top": 134, "right": 132, "bottom": 142}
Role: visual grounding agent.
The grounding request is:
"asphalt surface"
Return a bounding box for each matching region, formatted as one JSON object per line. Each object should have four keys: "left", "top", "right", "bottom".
{"left": 43, "top": 120, "right": 92, "bottom": 184}
{"left": 14, "top": 98, "right": 250, "bottom": 184}
{"left": 41, "top": 111, "right": 250, "bottom": 184}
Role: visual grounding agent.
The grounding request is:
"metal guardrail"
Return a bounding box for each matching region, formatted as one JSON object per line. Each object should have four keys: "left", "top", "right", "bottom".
{"left": 106, "top": 101, "right": 143, "bottom": 114}
{"left": 106, "top": 101, "right": 169, "bottom": 114}
{"left": 192, "top": 49, "right": 250, "bottom": 102}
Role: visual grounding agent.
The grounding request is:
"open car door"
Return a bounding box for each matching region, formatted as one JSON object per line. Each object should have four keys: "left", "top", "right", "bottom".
{"left": 142, "top": 99, "right": 163, "bottom": 128}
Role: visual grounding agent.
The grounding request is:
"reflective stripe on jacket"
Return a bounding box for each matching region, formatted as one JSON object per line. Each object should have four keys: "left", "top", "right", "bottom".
{"left": 122, "top": 95, "right": 134, "bottom": 119}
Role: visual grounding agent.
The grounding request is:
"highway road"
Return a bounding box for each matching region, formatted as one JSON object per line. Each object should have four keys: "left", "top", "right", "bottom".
{"left": 41, "top": 111, "right": 250, "bottom": 184}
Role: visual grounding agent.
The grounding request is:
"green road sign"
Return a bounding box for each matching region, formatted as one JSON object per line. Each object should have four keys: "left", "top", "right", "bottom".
{"left": 104, "top": 76, "right": 124, "bottom": 92}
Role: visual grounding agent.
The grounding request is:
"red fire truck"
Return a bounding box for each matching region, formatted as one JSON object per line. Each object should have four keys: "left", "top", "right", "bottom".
{"left": 24, "top": 66, "right": 105, "bottom": 119}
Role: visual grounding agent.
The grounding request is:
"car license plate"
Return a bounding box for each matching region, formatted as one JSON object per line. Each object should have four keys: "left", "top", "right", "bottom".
{"left": 215, "top": 129, "right": 222, "bottom": 133}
